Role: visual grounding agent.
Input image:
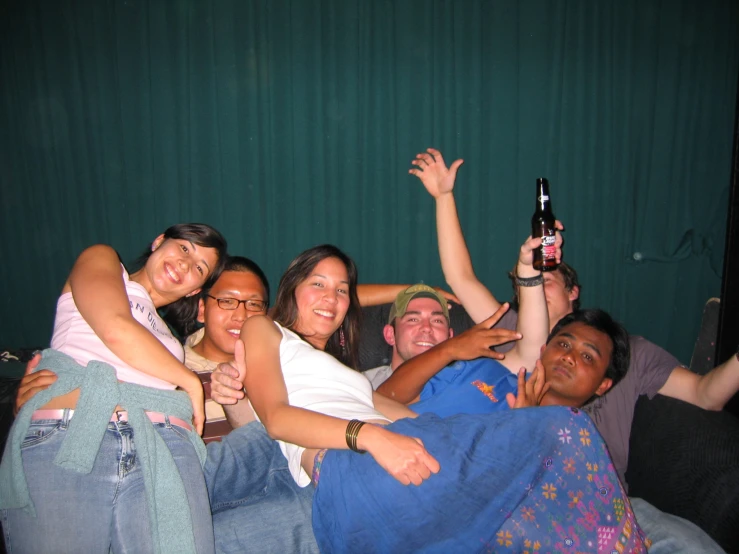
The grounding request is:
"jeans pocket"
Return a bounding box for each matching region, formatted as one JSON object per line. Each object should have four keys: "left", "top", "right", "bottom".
{"left": 20, "top": 421, "right": 64, "bottom": 449}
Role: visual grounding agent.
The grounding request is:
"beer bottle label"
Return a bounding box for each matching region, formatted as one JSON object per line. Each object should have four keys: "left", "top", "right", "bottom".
{"left": 541, "top": 234, "right": 556, "bottom": 260}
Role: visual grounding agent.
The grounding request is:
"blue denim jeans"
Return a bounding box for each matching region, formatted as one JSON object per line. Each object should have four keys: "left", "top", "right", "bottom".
{"left": 204, "top": 422, "right": 318, "bottom": 554}
{"left": 629, "top": 497, "right": 726, "bottom": 554}
{"left": 2, "top": 412, "right": 214, "bottom": 554}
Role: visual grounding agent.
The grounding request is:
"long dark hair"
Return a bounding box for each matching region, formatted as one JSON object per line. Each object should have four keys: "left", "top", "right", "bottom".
{"left": 133, "top": 223, "right": 228, "bottom": 338}
{"left": 272, "top": 245, "right": 361, "bottom": 369}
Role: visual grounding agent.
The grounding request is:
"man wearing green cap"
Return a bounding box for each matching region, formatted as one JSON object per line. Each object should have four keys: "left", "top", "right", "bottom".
{"left": 363, "top": 284, "right": 455, "bottom": 389}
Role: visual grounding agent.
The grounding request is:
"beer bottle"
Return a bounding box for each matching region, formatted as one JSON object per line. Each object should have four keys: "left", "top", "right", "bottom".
{"left": 531, "top": 177, "right": 558, "bottom": 271}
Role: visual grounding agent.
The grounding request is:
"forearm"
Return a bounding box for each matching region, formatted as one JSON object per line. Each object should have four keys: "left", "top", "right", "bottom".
{"left": 695, "top": 355, "right": 739, "bottom": 410}
{"left": 435, "top": 194, "right": 501, "bottom": 322}
{"left": 373, "top": 391, "right": 418, "bottom": 420}
{"left": 357, "top": 284, "right": 408, "bottom": 307}
{"left": 222, "top": 398, "right": 257, "bottom": 428}
{"left": 511, "top": 261, "right": 549, "bottom": 370}
{"left": 376, "top": 342, "right": 456, "bottom": 403}
{"left": 261, "top": 403, "right": 371, "bottom": 450}
{"left": 102, "top": 316, "right": 199, "bottom": 390}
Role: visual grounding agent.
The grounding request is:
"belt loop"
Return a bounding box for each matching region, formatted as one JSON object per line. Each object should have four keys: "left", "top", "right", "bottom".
{"left": 61, "top": 408, "right": 72, "bottom": 428}
{"left": 164, "top": 414, "right": 172, "bottom": 428}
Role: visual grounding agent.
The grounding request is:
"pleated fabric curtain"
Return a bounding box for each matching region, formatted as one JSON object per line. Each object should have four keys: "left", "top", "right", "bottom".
{"left": 1, "top": 0, "right": 737, "bottom": 363}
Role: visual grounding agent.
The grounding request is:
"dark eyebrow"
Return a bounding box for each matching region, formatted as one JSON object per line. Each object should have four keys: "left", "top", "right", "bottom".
{"left": 312, "top": 273, "right": 349, "bottom": 285}
{"left": 559, "top": 331, "right": 602, "bottom": 358}
{"left": 189, "top": 242, "right": 211, "bottom": 273}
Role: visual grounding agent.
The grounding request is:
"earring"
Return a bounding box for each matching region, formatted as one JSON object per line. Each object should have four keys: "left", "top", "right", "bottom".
{"left": 339, "top": 327, "right": 346, "bottom": 348}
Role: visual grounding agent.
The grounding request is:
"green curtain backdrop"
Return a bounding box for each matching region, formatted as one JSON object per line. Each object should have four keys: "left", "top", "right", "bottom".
{"left": 1, "top": 0, "right": 737, "bottom": 364}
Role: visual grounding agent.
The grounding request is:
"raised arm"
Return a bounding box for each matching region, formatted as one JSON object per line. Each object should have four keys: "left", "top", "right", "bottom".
{"left": 239, "top": 316, "right": 439, "bottom": 484}
{"left": 410, "top": 148, "right": 501, "bottom": 323}
{"left": 376, "top": 305, "right": 520, "bottom": 403}
{"left": 68, "top": 245, "right": 204, "bottom": 430}
{"left": 357, "top": 284, "right": 459, "bottom": 307}
{"left": 503, "top": 236, "right": 553, "bottom": 372}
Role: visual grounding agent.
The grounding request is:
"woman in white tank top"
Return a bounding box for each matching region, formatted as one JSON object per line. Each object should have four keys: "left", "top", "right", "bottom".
{"left": 232, "top": 244, "right": 649, "bottom": 553}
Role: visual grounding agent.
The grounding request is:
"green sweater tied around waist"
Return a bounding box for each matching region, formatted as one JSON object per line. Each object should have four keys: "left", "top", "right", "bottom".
{"left": 0, "top": 349, "right": 207, "bottom": 554}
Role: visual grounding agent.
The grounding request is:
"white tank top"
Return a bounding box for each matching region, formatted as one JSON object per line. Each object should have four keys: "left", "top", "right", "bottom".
{"left": 257, "top": 323, "right": 389, "bottom": 486}
{"left": 50, "top": 266, "right": 183, "bottom": 390}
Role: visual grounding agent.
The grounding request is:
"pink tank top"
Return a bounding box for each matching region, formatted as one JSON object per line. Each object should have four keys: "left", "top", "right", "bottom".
{"left": 50, "top": 267, "right": 184, "bottom": 390}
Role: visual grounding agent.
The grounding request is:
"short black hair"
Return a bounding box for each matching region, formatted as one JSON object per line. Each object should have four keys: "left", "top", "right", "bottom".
{"left": 205, "top": 255, "right": 271, "bottom": 303}
{"left": 547, "top": 308, "right": 630, "bottom": 387}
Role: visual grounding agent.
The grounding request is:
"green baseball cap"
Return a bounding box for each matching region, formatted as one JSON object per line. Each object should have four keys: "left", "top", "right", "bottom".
{"left": 388, "top": 284, "right": 450, "bottom": 324}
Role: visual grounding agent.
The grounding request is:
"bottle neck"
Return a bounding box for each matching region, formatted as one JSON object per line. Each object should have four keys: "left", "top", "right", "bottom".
{"left": 536, "top": 182, "right": 552, "bottom": 212}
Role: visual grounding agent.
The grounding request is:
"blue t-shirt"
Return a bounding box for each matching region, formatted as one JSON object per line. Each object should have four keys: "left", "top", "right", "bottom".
{"left": 410, "top": 358, "right": 517, "bottom": 417}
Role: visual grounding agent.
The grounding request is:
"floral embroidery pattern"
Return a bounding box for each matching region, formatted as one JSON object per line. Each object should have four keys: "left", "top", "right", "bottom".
{"left": 487, "top": 411, "right": 648, "bottom": 553}
{"left": 542, "top": 483, "right": 557, "bottom": 500}
{"left": 579, "top": 428, "right": 592, "bottom": 446}
{"left": 496, "top": 530, "right": 513, "bottom": 547}
{"left": 558, "top": 427, "right": 572, "bottom": 444}
{"left": 563, "top": 457, "right": 576, "bottom": 474}
{"left": 472, "top": 380, "right": 498, "bottom": 402}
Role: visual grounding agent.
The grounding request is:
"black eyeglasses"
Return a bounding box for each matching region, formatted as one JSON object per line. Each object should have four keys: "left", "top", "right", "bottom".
{"left": 207, "top": 295, "right": 268, "bottom": 312}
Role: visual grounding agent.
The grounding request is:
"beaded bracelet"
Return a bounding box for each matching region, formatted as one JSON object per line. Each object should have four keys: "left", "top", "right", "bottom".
{"left": 345, "top": 419, "right": 367, "bottom": 453}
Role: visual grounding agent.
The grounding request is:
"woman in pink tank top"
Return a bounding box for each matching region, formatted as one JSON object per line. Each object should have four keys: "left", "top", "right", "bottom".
{"left": 2, "top": 223, "right": 228, "bottom": 553}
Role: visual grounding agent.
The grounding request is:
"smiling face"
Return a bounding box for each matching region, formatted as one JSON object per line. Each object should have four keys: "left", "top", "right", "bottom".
{"left": 293, "top": 257, "right": 351, "bottom": 349}
{"left": 142, "top": 235, "right": 220, "bottom": 306}
{"left": 193, "top": 270, "right": 269, "bottom": 363}
{"left": 384, "top": 297, "right": 452, "bottom": 369}
{"left": 539, "top": 321, "right": 614, "bottom": 407}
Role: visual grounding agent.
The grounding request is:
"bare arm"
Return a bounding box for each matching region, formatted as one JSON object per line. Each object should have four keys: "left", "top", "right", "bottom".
{"left": 68, "top": 245, "right": 204, "bottom": 431}
{"left": 238, "top": 316, "right": 439, "bottom": 484}
{"left": 658, "top": 353, "right": 739, "bottom": 410}
{"left": 410, "top": 148, "right": 501, "bottom": 323}
{"left": 357, "top": 284, "right": 459, "bottom": 307}
{"left": 372, "top": 391, "right": 419, "bottom": 420}
{"left": 505, "top": 237, "right": 553, "bottom": 372}
{"left": 376, "top": 305, "right": 520, "bottom": 403}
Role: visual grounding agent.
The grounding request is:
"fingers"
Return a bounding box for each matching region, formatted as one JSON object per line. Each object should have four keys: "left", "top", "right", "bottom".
{"left": 210, "top": 369, "right": 246, "bottom": 405}
{"left": 479, "top": 303, "right": 512, "bottom": 329}
{"left": 193, "top": 412, "right": 204, "bottom": 436}
{"left": 25, "top": 352, "right": 42, "bottom": 375}
{"left": 448, "top": 158, "right": 464, "bottom": 178}
{"left": 435, "top": 287, "right": 460, "bottom": 305}
{"left": 233, "top": 339, "right": 247, "bottom": 381}
{"left": 506, "top": 391, "right": 517, "bottom": 409}
{"left": 216, "top": 361, "right": 241, "bottom": 380}
{"left": 15, "top": 371, "right": 57, "bottom": 415}
{"left": 522, "top": 235, "right": 542, "bottom": 252}
{"left": 517, "top": 367, "right": 527, "bottom": 390}
{"left": 420, "top": 448, "right": 440, "bottom": 475}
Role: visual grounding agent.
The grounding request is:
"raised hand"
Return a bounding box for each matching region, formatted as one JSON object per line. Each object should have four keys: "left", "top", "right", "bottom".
{"left": 518, "top": 220, "right": 565, "bottom": 269}
{"left": 359, "top": 424, "right": 441, "bottom": 486}
{"left": 409, "top": 148, "right": 464, "bottom": 199}
{"left": 445, "top": 303, "right": 521, "bottom": 361}
{"left": 506, "top": 359, "right": 551, "bottom": 409}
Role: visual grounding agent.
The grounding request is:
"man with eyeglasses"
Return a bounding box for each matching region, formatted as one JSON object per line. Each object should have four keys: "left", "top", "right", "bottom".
{"left": 184, "top": 255, "right": 270, "bottom": 443}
